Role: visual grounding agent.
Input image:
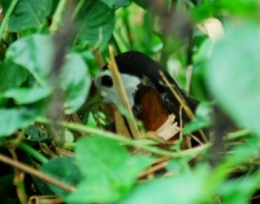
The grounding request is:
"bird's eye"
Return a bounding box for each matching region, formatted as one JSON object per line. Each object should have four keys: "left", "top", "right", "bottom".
{"left": 101, "top": 75, "right": 113, "bottom": 87}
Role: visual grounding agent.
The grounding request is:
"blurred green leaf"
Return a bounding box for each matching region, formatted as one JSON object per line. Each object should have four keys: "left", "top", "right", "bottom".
{"left": 68, "top": 137, "right": 154, "bottom": 203}
{"left": 32, "top": 175, "right": 54, "bottom": 196}
{"left": 2, "top": 87, "right": 51, "bottom": 104}
{"left": 74, "top": 1, "right": 115, "bottom": 49}
{"left": 62, "top": 53, "right": 90, "bottom": 113}
{"left": 6, "top": 34, "right": 54, "bottom": 86}
{"left": 205, "top": 23, "right": 260, "bottom": 134}
{"left": 0, "top": 105, "right": 42, "bottom": 137}
{"left": 0, "top": 60, "right": 28, "bottom": 92}
{"left": 5, "top": 0, "right": 52, "bottom": 31}
{"left": 218, "top": 177, "right": 257, "bottom": 204}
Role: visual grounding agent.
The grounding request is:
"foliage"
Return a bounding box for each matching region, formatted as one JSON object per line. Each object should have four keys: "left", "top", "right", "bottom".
{"left": 0, "top": 0, "right": 260, "bottom": 203}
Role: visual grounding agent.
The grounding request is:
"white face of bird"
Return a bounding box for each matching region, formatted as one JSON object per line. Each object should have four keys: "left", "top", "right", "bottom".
{"left": 94, "top": 69, "right": 141, "bottom": 107}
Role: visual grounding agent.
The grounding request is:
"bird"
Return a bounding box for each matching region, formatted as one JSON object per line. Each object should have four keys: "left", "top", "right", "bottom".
{"left": 94, "top": 51, "right": 199, "bottom": 136}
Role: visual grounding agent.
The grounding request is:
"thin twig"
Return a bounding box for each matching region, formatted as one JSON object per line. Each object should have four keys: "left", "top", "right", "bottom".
{"left": 108, "top": 46, "right": 141, "bottom": 139}
{"left": 139, "top": 158, "right": 169, "bottom": 178}
{"left": 0, "top": 154, "right": 76, "bottom": 192}
{"left": 139, "top": 161, "right": 168, "bottom": 178}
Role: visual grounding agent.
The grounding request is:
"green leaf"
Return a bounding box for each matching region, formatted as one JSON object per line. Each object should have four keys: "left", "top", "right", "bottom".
{"left": 0, "top": 60, "right": 28, "bottom": 92}
{"left": 32, "top": 175, "right": 54, "bottom": 196}
{"left": 40, "top": 157, "right": 83, "bottom": 198}
{"left": 75, "top": 1, "right": 115, "bottom": 48}
{"left": 62, "top": 53, "right": 90, "bottom": 113}
{"left": 70, "top": 137, "right": 154, "bottom": 203}
{"left": 0, "top": 106, "right": 42, "bottom": 137}
{"left": 2, "top": 87, "right": 52, "bottom": 105}
{"left": 6, "top": 34, "right": 54, "bottom": 86}
{"left": 6, "top": 0, "right": 53, "bottom": 31}
{"left": 76, "top": 137, "right": 129, "bottom": 176}
{"left": 205, "top": 23, "right": 260, "bottom": 134}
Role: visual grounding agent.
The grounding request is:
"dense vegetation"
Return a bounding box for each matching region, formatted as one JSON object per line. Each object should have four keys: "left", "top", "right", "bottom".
{"left": 0, "top": 0, "right": 260, "bottom": 203}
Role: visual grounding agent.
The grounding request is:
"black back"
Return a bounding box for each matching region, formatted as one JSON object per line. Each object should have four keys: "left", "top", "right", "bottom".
{"left": 103, "top": 51, "right": 179, "bottom": 92}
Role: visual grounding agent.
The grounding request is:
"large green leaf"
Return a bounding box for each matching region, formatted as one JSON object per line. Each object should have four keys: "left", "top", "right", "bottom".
{"left": 4, "top": 0, "right": 52, "bottom": 31}
{"left": 74, "top": 1, "right": 115, "bottom": 48}
{"left": 6, "top": 34, "right": 54, "bottom": 86}
{"left": 0, "top": 60, "right": 28, "bottom": 92}
{"left": 205, "top": 24, "right": 260, "bottom": 134}
{"left": 66, "top": 137, "right": 153, "bottom": 203}
{"left": 0, "top": 105, "right": 42, "bottom": 137}
{"left": 62, "top": 53, "right": 90, "bottom": 113}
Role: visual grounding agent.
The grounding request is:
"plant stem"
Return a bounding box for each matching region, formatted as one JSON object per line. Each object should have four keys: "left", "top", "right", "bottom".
{"left": 36, "top": 117, "right": 210, "bottom": 158}
{"left": 49, "top": 0, "right": 67, "bottom": 34}
{"left": 0, "top": 0, "right": 19, "bottom": 44}
{"left": 18, "top": 142, "right": 48, "bottom": 164}
{"left": 63, "top": 121, "right": 210, "bottom": 158}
